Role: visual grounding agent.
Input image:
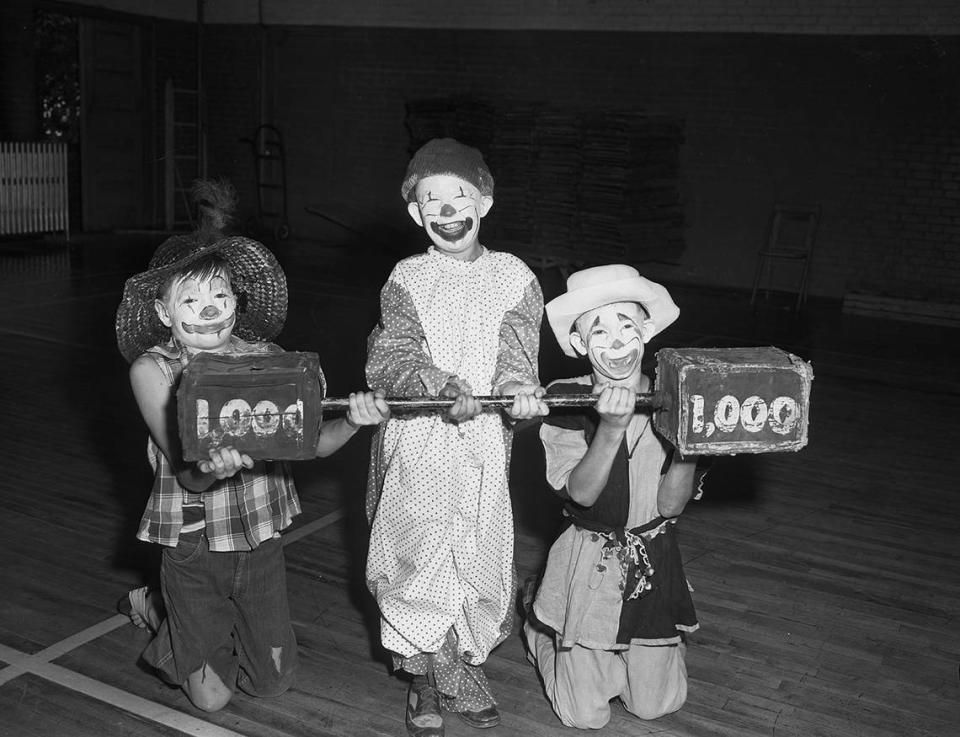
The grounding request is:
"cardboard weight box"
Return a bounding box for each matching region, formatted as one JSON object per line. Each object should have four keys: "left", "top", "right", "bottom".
{"left": 178, "top": 351, "right": 325, "bottom": 461}
{"left": 653, "top": 346, "right": 813, "bottom": 456}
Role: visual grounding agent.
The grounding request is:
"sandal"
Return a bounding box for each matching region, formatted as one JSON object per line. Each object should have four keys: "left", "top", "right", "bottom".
{"left": 405, "top": 677, "right": 444, "bottom": 737}
{"left": 116, "top": 586, "right": 161, "bottom": 634}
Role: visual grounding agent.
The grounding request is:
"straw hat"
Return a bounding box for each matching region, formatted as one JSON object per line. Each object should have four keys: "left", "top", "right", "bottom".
{"left": 545, "top": 264, "right": 679, "bottom": 357}
{"left": 115, "top": 234, "right": 287, "bottom": 363}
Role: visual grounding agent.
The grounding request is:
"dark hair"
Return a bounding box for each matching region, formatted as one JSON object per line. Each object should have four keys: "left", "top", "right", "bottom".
{"left": 157, "top": 254, "right": 232, "bottom": 300}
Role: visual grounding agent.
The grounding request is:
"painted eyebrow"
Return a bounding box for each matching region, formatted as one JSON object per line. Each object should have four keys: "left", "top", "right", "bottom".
{"left": 589, "top": 315, "right": 602, "bottom": 330}
{"left": 616, "top": 312, "right": 637, "bottom": 322}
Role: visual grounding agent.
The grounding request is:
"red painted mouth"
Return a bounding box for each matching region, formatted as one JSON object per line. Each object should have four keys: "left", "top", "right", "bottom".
{"left": 181, "top": 313, "right": 235, "bottom": 335}
{"left": 430, "top": 217, "right": 474, "bottom": 242}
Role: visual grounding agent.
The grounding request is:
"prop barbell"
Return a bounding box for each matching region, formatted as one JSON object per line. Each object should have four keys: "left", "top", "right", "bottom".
{"left": 317, "top": 392, "right": 652, "bottom": 413}
{"left": 178, "top": 346, "right": 813, "bottom": 461}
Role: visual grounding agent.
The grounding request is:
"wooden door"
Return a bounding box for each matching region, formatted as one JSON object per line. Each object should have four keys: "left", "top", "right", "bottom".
{"left": 79, "top": 18, "right": 145, "bottom": 230}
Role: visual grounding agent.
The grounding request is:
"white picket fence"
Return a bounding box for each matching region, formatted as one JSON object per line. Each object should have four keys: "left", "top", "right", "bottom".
{"left": 0, "top": 142, "right": 70, "bottom": 238}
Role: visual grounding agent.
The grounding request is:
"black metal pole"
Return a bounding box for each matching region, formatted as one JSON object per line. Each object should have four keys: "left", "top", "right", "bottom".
{"left": 320, "top": 393, "right": 659, "bottom": 412}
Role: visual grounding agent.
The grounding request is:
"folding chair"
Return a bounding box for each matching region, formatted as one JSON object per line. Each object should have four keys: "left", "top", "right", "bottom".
{"left": 750, "top": 204, "right": 820, "bottom": 311}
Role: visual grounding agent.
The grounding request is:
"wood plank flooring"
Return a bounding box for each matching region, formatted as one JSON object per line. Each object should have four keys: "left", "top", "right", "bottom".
{"left": 1, "top": 236, "right": 958, "bottom": 736}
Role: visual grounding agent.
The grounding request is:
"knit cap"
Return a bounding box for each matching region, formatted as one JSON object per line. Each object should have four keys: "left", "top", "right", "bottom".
{"left": 400, "top": 138, "right": 494, "bottom": 202}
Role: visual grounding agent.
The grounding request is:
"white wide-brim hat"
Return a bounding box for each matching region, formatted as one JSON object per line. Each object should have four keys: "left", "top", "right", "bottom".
{"left": 545, "top": 264, "right": 679, "bottom": 357}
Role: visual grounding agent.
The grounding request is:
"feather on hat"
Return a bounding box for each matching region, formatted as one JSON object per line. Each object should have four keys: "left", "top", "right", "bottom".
{"left": 115, "top": 180, "right": 287, "bottom": 363}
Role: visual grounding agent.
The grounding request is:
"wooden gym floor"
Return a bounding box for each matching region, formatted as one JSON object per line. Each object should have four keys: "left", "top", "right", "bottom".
{"left": 0, "top": 235, "right": 957, "bottom": 736}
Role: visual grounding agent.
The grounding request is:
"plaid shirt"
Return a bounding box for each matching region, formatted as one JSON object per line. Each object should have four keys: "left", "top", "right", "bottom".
{"left": 135, "top": 338, "right": 302, "bottom": 551}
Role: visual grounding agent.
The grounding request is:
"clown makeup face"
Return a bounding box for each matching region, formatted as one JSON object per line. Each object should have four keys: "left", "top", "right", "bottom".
{"left": 407, "top": 174, "right": 492, "bottom": 261}
{"left": 155, "top": 269, "right": 237, "bottom": 354}
{"left": 570, "top": 302, "right": 655, "bottom": 385}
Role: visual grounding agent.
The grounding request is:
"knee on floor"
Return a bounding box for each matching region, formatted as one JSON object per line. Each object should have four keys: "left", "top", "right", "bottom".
{"left": 557, "top": 702, "right": 612, "bottom": 730}
{"left": 184, "top": 664, "right": 234, "bottom": 712}
{"left": 621, "top": 691, "right": 686, "bottom": 721}
{"left": 187, "top": 685, "right": 233, "bottom": 713}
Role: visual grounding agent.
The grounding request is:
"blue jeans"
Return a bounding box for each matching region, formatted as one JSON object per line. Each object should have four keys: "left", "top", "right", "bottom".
{"left": 143, "top": 529, "right": 298, "bottom": 697}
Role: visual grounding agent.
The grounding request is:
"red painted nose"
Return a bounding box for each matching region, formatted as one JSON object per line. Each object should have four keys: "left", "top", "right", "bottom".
{"left": 440, "top": 204, "right": 457, "bottom": 217}
{"left": 200, "top": 305, "right": 220, "bottom": 319}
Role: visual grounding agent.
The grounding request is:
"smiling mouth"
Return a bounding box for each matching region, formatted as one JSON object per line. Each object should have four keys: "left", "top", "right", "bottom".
{"left": 600, "top": 348, "right": 639, "bottom": 373}
{"left": 181, "top": 313, "right": 235, "bottom": 335}
{"left": 430, "top": 217, "right": 474, "bottom": 242}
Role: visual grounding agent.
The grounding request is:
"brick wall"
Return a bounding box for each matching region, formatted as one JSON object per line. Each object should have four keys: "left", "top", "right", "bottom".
{"left": 201, "top": 24, "right": 262, "bottom": 226}
{"left": 8, "top": 1, "right": 956, "bottom": 301}
{"left": 151, "top": 20, "right": 261, "bottom": 229}
{"left": 850, "top": 128, "right": 960, "bottom": 300}
{"left": 200, "top": 26, "right": 960, "bottom": 300}
{"left": 64, "top": 0, "right": 960, "bottom": 35}
{"left": 202, "top": 0, "right": 960, "bottom": 35}
{"left": 150, "top": 20, "right": 196, "bottom": 227}
{"left": 0, "top": 0, "right": 39, "bottom": 140}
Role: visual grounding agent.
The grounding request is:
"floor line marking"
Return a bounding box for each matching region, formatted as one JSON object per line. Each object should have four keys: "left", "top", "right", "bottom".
{"left": 32, "top": 614, "right": 131, "bottom": 663}
{"left": 2, "top": 509, "right": 344, "bottom": 674}
{"left": 281, "top": 508, "right": 343, "bottom": 545}
{"left": 0, "top": 645, "right": 248, "bottom": 736}
{"left": 0, "top": 507, "right": 344, "bottom": 734}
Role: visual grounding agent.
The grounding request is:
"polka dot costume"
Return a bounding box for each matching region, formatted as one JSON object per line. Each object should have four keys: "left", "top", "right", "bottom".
{"left": 365, "top": 247, "right": 542, "bottom": 671}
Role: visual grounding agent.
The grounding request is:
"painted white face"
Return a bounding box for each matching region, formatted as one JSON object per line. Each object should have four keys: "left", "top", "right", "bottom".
{"left": 571, "top": 302, "right": 653, "bottom": 382}
{"left": 408, "top": 174, "right": 492, "bottom": 261}
{"left": 155, "top": 271, "right": 237, "bottom": 354}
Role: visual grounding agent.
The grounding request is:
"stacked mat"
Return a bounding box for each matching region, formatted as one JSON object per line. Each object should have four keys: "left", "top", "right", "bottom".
{"left": 403, "top": 99, "right": 685, "bottom": 270}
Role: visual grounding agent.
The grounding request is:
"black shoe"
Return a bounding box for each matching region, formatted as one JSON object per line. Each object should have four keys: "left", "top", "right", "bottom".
{"left": 458, "top": 705, "right": 500, "bottom": 729}
{"left": 406, "top": 678, "right": 444, "bottom": 737}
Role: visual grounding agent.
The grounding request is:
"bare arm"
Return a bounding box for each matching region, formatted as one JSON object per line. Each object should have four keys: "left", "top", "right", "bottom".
{"left": 565, "top": 385, "right": 634, "bottom": 507}
{"left": 315, "top": 390, "right": 391, "bottom": 457}
{"left": 657, "top": 455, "right": 699, "bottom": 518}
{"left": 129, "top": 355, "right": 244, "bottom": 492}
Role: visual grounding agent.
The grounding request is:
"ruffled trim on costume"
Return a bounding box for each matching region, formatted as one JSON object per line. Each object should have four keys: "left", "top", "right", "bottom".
{"left": 427, "top": 245, "right": 488, "bottom": 272}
